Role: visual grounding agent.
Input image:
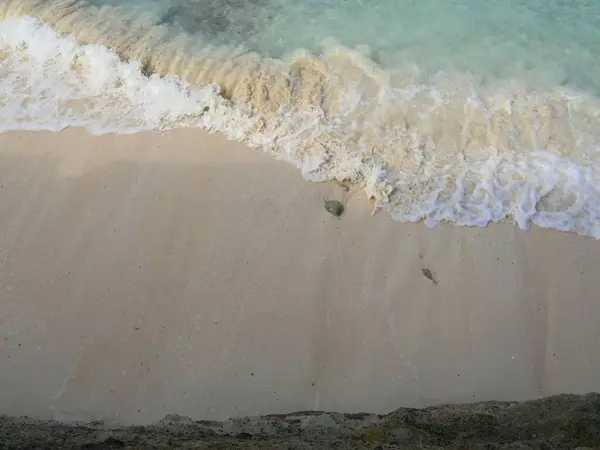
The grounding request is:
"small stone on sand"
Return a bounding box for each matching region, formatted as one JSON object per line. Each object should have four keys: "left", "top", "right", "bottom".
{"left": 324, "top": 200, "right": 344, "bottom": 217}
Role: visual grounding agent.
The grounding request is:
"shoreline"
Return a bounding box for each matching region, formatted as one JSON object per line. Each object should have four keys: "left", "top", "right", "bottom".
{"left": 3, "top": 11, "right": 600, "bottom": 238}
{"left": 1, "top": 128, "right": 600, "bottom": 426}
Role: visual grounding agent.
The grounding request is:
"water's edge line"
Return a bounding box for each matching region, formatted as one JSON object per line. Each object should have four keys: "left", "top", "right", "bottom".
{"left": 1, "top": 6, "right": 600, "bottom": 238}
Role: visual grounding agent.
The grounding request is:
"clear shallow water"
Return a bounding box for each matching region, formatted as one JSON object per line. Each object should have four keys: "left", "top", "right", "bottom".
{"left": 1, "top": 0, "right": 600, "bottom": 236}
{"left": 82, "top": 0, "right": 600, "bottom": 92}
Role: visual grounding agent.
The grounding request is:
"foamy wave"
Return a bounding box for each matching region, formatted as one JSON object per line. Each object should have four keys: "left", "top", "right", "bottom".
{"left": 1, "top": 3, "right": 600, "bottom": 237}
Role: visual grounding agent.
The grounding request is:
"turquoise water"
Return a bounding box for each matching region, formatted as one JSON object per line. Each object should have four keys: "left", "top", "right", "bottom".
{"left": 85, "top": 0, "right": 600, "bottom": 91}
{"left": 2, "top": 0, "right": 600, "bottom": 236}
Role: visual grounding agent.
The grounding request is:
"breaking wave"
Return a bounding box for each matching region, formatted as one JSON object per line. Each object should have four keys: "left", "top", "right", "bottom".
{"left": 2, "top": 0, "right": 600, "bottom": 236}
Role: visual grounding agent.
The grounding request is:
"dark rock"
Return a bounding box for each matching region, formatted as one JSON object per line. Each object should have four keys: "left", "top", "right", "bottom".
{"left": 235, "top": 432, "right": 253, "bottom": 440}
{"left": 324, "top": 199, "right": 344, "bottom": 217}
{"left": 81, "top": 437, "right": 125, "bottom": 449}
{"left": 1, "top": 393, "right": 599, "bottom": 449}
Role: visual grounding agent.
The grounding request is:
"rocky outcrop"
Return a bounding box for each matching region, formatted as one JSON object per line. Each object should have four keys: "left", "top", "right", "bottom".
{"left": 2, "top": 393, "right": 599, "bottom": 449}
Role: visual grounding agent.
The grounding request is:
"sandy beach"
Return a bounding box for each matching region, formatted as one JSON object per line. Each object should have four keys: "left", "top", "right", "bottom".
{"left": 1, "top": 128, "right": 600, "bottom": 426}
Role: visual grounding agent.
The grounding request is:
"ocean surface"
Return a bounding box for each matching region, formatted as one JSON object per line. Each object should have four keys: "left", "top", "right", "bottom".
{"left": 2, "top": 0, "right": 600, "bottom": 236}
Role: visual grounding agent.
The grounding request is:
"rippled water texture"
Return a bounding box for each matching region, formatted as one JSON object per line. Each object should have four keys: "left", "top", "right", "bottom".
{"left": 1, "top": 0, "right": 600, "bottom": 236}
{"left": 83, "top": 0, "right": 600, "bottom": 92}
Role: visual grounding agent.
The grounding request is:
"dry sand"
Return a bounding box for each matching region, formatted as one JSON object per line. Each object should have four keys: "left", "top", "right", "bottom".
{"left": 0, "top": 128, "right": 599, "bottom": 426}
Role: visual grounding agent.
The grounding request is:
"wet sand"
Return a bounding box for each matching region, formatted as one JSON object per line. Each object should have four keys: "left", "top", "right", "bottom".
{"left": 1, "top": 128, "right": 600, "bottom": 425}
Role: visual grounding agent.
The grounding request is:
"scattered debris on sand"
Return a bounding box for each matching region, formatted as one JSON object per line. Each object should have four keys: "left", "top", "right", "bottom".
{"left": 422, "top": 267, "right": 437, "bottom": 284}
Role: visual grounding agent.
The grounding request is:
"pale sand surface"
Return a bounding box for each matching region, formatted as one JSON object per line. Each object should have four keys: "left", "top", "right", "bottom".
{"left": 0, "top": 128, "right": 599, "bottom": 426}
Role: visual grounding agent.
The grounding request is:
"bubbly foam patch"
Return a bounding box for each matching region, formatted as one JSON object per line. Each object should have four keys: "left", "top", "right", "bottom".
{"left": 1, "top": 4, "right": 600, "bottom": 238}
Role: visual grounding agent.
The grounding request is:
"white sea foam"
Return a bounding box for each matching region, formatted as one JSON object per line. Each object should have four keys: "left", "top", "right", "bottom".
{"left": 1, "top": 12, "right": 600, "bottom": 237}
{"left": 0, "top": 16, "right": 250, "bottom": 134}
